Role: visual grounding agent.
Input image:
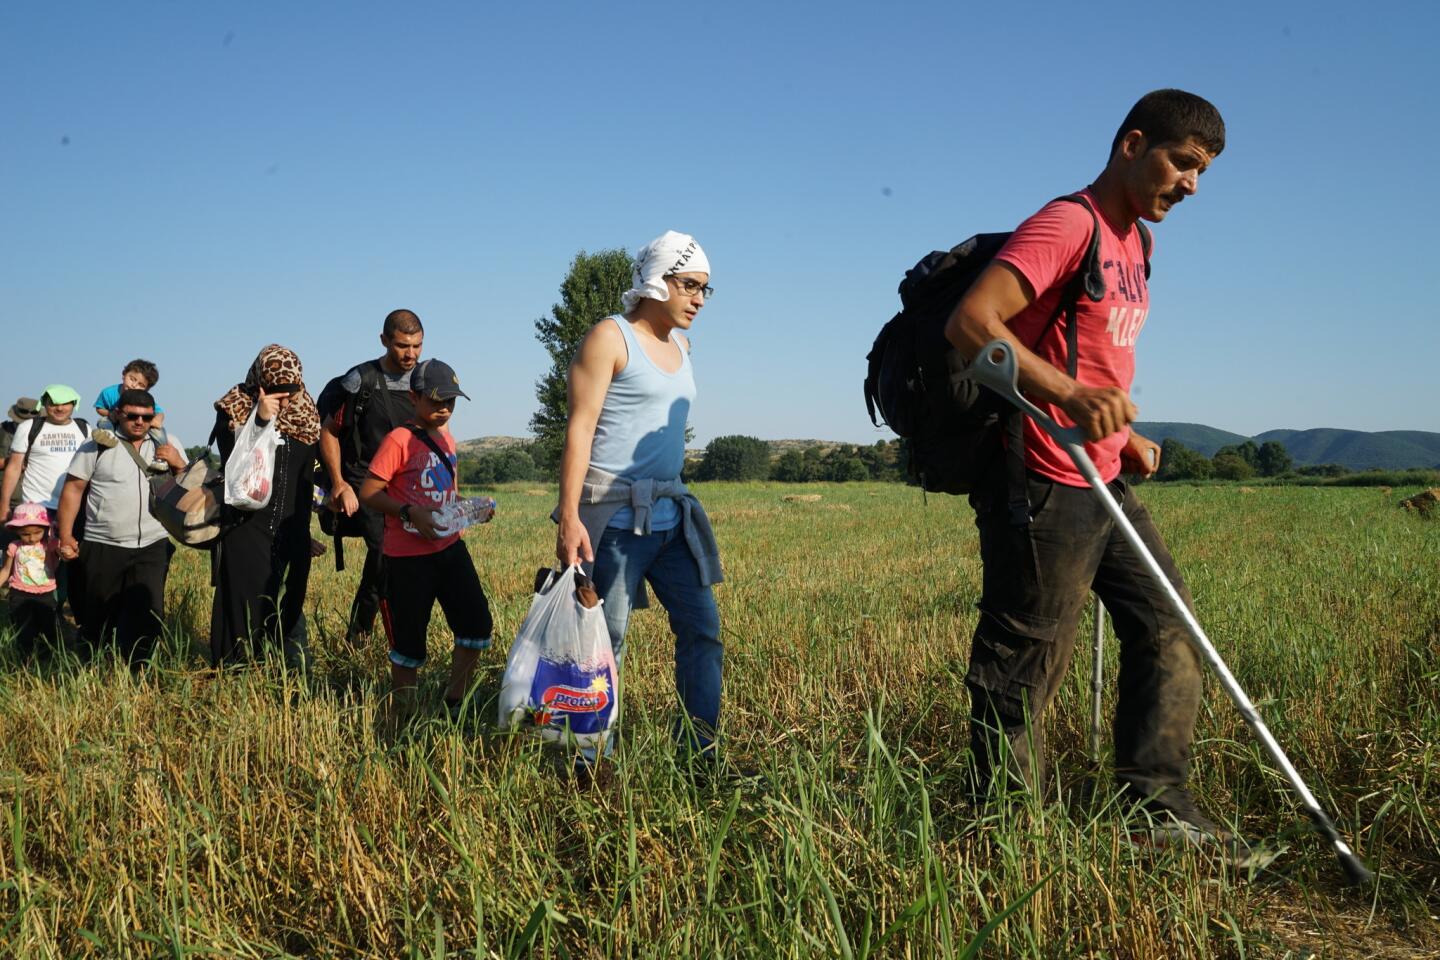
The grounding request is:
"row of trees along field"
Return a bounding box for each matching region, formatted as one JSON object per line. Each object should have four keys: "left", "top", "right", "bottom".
{"left": 440, "top": 248, "right": 1431, "bottom": 489}
{"left": 1157, "top": 438, "right": 1293, "bottom": 480}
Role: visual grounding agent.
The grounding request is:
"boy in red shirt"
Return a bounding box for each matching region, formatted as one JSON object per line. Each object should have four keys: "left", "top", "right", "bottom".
{"left": 359, "top": 359, "right": 493, "bottom": 718}
{"left": 945, "top": 90, "right": 1251, "bottom": 858}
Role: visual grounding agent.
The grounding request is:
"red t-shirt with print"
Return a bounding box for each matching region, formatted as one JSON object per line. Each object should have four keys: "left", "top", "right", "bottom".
{"left": 995, "top": 188, "right": 1152, "bottom": 486}
{"left": 366, "top": 425, "right": 461, "bottom": 557}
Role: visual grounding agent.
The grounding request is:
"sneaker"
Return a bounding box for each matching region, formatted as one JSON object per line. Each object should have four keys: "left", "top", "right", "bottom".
{"left": 1126, "top": 790, "right": 1279, "bottom": 870}
{"left": 92, "top": 428, "right": 118, "bottom": 449}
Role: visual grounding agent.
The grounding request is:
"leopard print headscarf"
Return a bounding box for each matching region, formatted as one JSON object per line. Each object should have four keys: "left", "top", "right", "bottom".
{"left": 214, "top": 344, "right": 321, "bottom": 444}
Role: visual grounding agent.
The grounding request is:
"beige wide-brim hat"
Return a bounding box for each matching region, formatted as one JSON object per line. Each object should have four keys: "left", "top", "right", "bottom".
{"left": 7, "top": 397, "right": 41, "bottom": 421}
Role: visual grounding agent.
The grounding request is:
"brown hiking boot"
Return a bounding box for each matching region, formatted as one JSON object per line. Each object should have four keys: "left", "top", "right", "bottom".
{"left": 1126, "top": 790, "right": 1280, "bottom": 871}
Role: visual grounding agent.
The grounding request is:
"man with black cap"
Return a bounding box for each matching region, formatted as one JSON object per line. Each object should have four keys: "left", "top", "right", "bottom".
{"left": 359, "top": 359, "right": 495, "bottom": 718}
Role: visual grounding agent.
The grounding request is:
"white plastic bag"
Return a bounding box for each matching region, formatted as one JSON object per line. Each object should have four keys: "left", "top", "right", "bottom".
{"left": 223, "top": 407, "right": 280, "bottom": 511}
{"left": 498, "top": 565, "right": 618, "bottom": 749}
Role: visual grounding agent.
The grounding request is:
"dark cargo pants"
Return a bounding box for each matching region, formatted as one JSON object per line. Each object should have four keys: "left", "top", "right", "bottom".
{"left": 966, "top": 470, "right": 1202, "bottom": 805}
{"left": 345, "top": 507, "right": 386, "bottom": 642}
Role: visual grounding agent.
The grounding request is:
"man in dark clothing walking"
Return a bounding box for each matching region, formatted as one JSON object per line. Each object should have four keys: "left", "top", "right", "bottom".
{"left": 945, "top": 90, "right": 1241, "bottom": 850}
{"left": 318, "top": 309, "right": 423, "bottom": 646}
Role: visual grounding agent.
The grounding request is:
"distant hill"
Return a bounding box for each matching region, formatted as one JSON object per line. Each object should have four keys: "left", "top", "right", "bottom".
{"left": 456, "top": 436, "right": 530, "bottom": 455}
{"left": 1137, "top": 422, "right": 1440, "bottom": 470}
{"left": 1254, "top": 429, "right": 1440, "bottom": 471}
{"left": 1134, "top": 422, "right": 1249, "bottom": 457}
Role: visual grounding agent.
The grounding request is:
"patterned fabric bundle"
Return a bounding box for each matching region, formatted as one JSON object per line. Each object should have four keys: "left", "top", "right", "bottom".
{"left": 214, "top": 344, "right": 321, "bottom": 444}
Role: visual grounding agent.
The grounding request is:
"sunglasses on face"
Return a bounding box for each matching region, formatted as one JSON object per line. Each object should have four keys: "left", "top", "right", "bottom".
{"left": 121, "top": 412, "right": 156, "bottom": 422}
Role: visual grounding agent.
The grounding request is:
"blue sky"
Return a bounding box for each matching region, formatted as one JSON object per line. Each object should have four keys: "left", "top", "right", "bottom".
{"left": 5, "top": 1, "right": 1436, "bottom": 447}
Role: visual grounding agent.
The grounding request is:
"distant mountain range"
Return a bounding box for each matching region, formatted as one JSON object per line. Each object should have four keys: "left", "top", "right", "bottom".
{"left": 1135, "top": 422, "right": 1440, "bottom": 470}
{"left": 462, "top": 426, "right": 1440, "bottom": 471}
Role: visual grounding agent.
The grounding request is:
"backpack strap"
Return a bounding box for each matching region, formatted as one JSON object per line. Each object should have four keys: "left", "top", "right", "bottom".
{"left": 406, "top": 425, "right": 456, "bottom": 484}
{"left": 114, "top": 436, "right": 155, "bottom": 475}
{"left": 21, "top": 417, "right": 88, "bottom": 474}
{"left": 1002, "top": 194, "right": 1107, "bottom": 526}
{"left": 345, "top": 360, "right": 398, "bottom": 468}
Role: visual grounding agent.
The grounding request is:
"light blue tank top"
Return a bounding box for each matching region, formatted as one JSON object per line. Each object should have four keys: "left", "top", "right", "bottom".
{"left": 590, "top": 316, "right": 696, "bottom": 531}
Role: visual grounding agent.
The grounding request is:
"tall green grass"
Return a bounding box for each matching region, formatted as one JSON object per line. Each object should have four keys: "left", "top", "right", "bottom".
{"left": 1, "top": 482, "right": 1436, "bottom": 957}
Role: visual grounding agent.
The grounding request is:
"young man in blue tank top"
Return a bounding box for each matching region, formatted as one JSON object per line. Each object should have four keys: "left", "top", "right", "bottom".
{"left": 555, "top": 230, "right": 727, "bottom": 775}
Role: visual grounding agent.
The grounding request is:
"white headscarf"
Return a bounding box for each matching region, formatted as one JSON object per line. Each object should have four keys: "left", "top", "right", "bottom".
{"left": 621, "top": 230, "right": 711, "bottom": 311}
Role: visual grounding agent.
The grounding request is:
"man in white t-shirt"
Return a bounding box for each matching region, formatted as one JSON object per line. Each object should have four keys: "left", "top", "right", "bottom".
{"left": 0, "top": 384, "right": 90, "bottom": 524}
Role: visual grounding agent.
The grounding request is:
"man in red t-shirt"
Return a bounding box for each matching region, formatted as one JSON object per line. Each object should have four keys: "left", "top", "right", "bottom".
{"left": 945, "top": 91, "right": 1235, "bottom": 848}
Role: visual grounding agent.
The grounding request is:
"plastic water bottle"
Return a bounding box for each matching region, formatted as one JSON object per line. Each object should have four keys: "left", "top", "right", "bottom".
{"left": 433, "top": 496, "right": 497, "bottom": 536}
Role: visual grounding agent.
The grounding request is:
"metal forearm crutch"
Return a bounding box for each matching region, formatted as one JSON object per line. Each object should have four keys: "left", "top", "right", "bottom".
{"left": 963, "top": 339, "right": 1374, "bottom": 886}
{"left": 1090, "top": 598, "right": 1105, "bottom": 763}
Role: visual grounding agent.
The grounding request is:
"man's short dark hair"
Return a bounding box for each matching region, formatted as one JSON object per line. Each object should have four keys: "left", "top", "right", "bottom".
{"left": 117, "top": 389, "right": 156, "bottom": 411}
{"left": 123, "top": 358, "right": 160, "bottom": 387}
{"left": 1110, "top": 89, "right": 1225, "bottom": 159}
{"left": 383, "top": 309, "right": 424, "bottom": 338}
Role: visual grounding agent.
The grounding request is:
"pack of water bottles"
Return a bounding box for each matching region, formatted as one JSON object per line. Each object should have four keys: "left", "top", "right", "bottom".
{"left": 401, "top": 496, "right": 497, "bottom": 537}
{"left": 498, "top": 565, "right": 617, "bottom": 749}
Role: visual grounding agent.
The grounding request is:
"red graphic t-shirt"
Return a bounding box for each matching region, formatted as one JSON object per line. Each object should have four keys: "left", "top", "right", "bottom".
{"left": 996, "top": 189, "right": 1152, "bottom": 486}
{"left": 367, "top": 425, "right": 461, "bottom": 557}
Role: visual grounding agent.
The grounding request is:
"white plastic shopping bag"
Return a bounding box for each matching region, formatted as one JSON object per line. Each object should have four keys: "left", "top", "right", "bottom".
{"left": 223, "top": 407, "right": 280, "bottom": 511}
{"left": 498, "top": 565, "right": 618, "bottom": 749}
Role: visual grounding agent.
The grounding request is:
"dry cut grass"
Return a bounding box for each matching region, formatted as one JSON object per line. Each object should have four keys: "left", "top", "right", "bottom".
{"left": 1, "top": 481, "right": 1438, "bottom": 957}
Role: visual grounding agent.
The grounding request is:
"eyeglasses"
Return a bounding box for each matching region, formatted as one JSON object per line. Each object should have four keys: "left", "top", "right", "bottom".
{"left": 667, "top": 276, "right": 714, "bottom": 299}
{"left": 121, "top": 412, "right": 156, "bottom": 422}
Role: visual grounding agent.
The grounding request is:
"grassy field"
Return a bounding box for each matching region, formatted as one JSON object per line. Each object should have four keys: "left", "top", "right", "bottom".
{"left": 1, "top": 481, "right": 1438, "bottom": 958}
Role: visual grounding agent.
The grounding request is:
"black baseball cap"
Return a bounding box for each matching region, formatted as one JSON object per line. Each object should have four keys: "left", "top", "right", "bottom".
{"left": 412, "top": 359, "right": 470, "bottom": 401}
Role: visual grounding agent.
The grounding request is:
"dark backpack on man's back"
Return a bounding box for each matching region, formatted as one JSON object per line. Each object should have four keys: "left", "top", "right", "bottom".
{"left": 863, "top": 194, "right": 1149, "bottom": 499}
{"left": 314, "top": 360, "right": 415, "bottom": 565}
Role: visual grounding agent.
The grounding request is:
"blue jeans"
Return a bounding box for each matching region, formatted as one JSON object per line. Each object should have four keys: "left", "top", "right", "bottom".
{"left": 589, "top": 522, "right": 723, "bottom": 754}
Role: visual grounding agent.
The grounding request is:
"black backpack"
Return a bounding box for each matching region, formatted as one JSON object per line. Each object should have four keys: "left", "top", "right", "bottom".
{"left": 863, "top": 194, "right": 1149, "bottom": 497}
{"left": 314, "top": 361, "right": 414, "bottom": 565}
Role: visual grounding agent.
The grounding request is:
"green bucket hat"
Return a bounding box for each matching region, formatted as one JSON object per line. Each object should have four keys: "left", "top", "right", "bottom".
{"left": 40, "top": 384, "right": 81, "bottom": 407}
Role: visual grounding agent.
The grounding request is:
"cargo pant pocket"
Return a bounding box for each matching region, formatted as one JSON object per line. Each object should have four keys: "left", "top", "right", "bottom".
{"left": 966, "top": 608, "right": 1060, "bottom": 720}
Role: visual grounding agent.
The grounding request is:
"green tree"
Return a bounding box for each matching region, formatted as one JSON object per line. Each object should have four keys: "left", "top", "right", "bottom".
{"left": 461, "top": 446, "right": 542, "bottom": 485}
{"left": 1212, "top": 452, "right": 1255, "bottom": 480}
{"left": 832, "top": 457, "right": 869, "bottom": 482}
{"left": 1215, "top": 440, "right": 1260, "bottom": 470}
{"left": 184, "top": 445, "right": 217, "bottom": 468}
{"left": 771, "top": 450, "right": 810, "bottom": 482}
{"left": 1155, "top": 439, "right": 1212, "bottom": 480}
{"left": 1257, "top": 440, "right": 1293, "bottom": 477}
{"left": 696, "top": 435, "right": 770, "bottom": 481}
{"left": 530, "top": 248, "right": 635, "bottom": 474}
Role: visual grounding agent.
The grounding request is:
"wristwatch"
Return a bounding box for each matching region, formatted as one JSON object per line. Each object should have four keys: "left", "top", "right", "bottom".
{"left": 398, "top": 504, "right": 412, "bottom": 524}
